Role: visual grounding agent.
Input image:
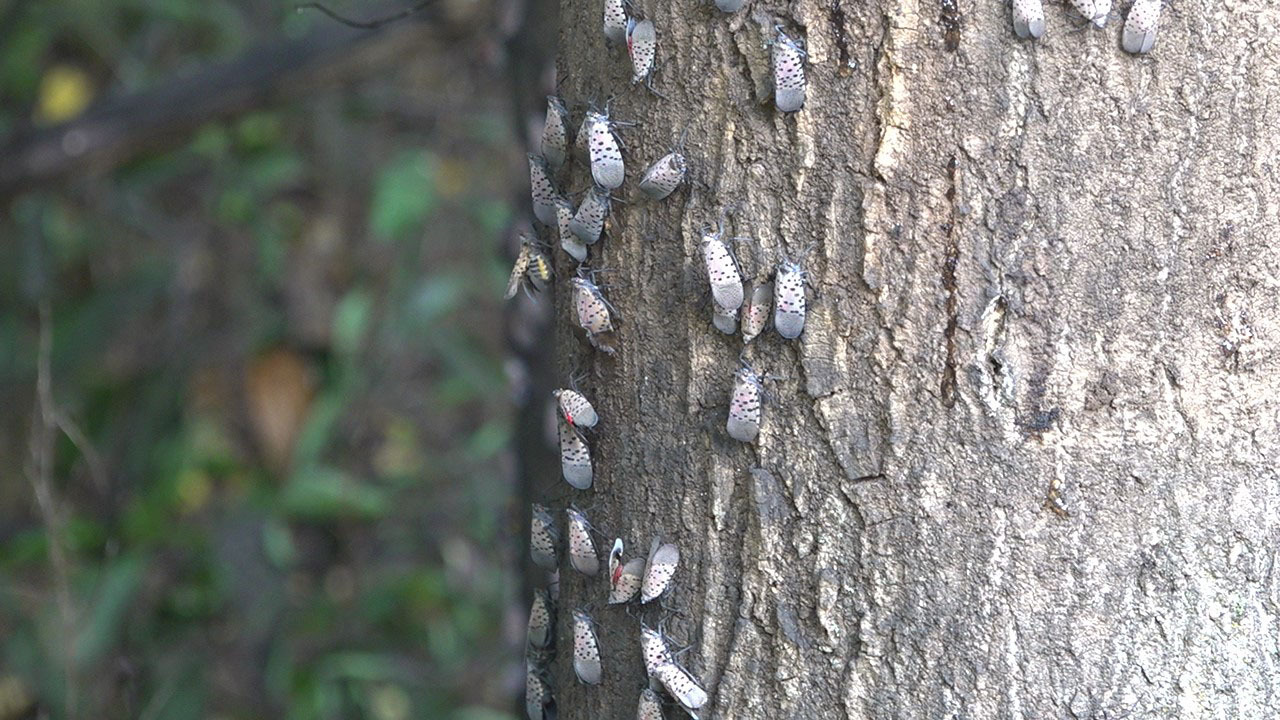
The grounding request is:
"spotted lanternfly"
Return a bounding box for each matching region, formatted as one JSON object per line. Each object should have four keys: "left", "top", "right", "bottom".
{"left": 565, "top": 507, "right": 599, "bottom": 575}
{"left": 568, "top": 187, "right": 610, "bottom": 246}
{"left": 558, "top": 417, "right": 593, "bottom": 490}
{"left": 727, "top": 363, "right": 763, "bottom": 442}
{"left": 638, "top": 147, "right": 687, "bottom": 201}
{"left": 1011, "top": 0, "right": 1045, "bottom": 39}
{"left": 556, "top": 197, "right": 587, "bottom": 263}
{"left": 504, "top": 242, "right": 532, "bottom": 300}
{"left": 525, "top": 666, "right": 555, "bottom": 720}
{"left": 773, "top": 259, "right": 808, "bottom": 340}
{"left": 527, "top": 587, "right": 554, "bottom": 649}
{"left": 641, "top": 539, "right": 679, "bottom": 603}
{"left": 541, "top": 96, "right": 570, "bottom": 170}
{"left": 701, "top": 231, "right": 744, "bottom": 312}
{"left": 714, "top": 0, "right": 744, "bottom": 11}
{"left": 530, "top": 503, "right": 558, "bottom": 570}
{"left": 554, "top": 387, "right": 598, "bottom": 428}
{"left": 603, "top": 0, "right": 627, "bottom": 44}
{"left": 637, "top": 688, "right": 664, "bottom": 720}
{"left": 1122, "top": 0, "right": 1160, "bottom": 54}
{"left": 608, "top": 557, "right": 645, "bottom": 604}
{"left": 772, "top": 28, "right": 806, "bottom": 113}
{"left": 711, "top": 304, "right": 738, "bottom": 335}
{"left": 654, "top": 662, "right": 709, "bottom": 714}
{"left": 639, "top": 624, "right": 674, "bottom": 677}
{"left": 627, "top": 19, "right": 657, "bottom": 86}
{"left": 528, "top": 153, "right": 560, "bottom": 226}
{"left": 586, "top": 111, "right": 625, "bottom": 190}
{"left": 571, "top": 609, "right": 603, "bottom": 685}
{"left": 571, "top": 276, "right": 616, "bottom": 353}
{"left": 1068, "top": 0, "right": 1109, "bottom": 27}
{"left": 742, "top": 281, "right": 773, "bottom": 343}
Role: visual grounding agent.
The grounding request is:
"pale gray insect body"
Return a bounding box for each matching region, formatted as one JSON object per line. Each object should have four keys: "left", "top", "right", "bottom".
{"left": 714, "top": 0, "right": 745, "bottom": 11}
{"left": 701, "top": 231, "right": 744, "bottom": 312}
{"left": 558, "top": 416, "right": 593, "bottom": 489}
{"left": 627, "top": 19, "right": 657, "bottom": 86}
{"left": 654, "top": 662, "right": 709, "bottom": 714}
{"left": 568, "top": 187, "right": 610, "bottom": 246}
{"left": 574, "top": 113, "right": 594, "bottom": 163}
{"left": 1011, "top": 0, "right": 1045, "bottom": 39}
{"left": 541, "top": 96, "right": 570, "bottom": 170}
{"left": 554, "top": 388, "right": 598, "bottom": 427}
{"left": 528, "top": 153, "right": 560, "bottom": 226}
{"left": 566, "top": 507, "right": 599, "bottom": 575}
{"left": 727, "top": 364, "right": 763, "bottom": 442}
{"left": 639, "top": 624, "right": 674, "bottom": 677}
{"left": 1122, "top": 0, "right": 1160, "bottom": 53}
{"left": 742, "top": 281, "right": 773, "bottom": 343}
{"left": 638, "top": 149, "right": 686, "bottom": 200}
{"left": 555, "top": 197, "right": 587, "bottom": 262}
{"left": 527, "top": 587, "right": 554, "bottom": 648}
{"left": 772, "top": 28, "right": 806, "bottom": 113}
{"left": 530, "top": 503, "right": 558, "bottom": 570}
{"left": 637, "top": 688, "right": 664, "bottom": 720}
{"left": 572, "top": 609, "right": 603, "bottom": 685}
{"left": 571, "top": 276, "right": 616, "bottom": 353}
{"left": 608, "top": 557, "right": 646, "bottom": 604}
{"left": 641, "top": 540, "right": 679, "bottom": 603}
{"left": 603, "top": 0, "right": 627, "bottom": 44}
{"left": 773, "top": 260, "right": 808, "bottom": 340}
{"left": 587, "top": 111, "right": 625, "bottom": 190}
{"left": 525, "top": 667, "right": 554, "bottom": 720}
{"left": 1068, "top": 0, "right": 1109, "bottom": 27}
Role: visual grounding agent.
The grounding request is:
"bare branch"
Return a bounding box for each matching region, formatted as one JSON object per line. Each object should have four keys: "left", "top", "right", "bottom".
{"left": 296, "top": 1, "right": 435, "bottom": 29}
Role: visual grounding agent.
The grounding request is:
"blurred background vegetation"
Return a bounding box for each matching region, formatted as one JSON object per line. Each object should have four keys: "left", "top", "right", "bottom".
{"left": 0, "top": 1, "right": 551, "bottom": 717}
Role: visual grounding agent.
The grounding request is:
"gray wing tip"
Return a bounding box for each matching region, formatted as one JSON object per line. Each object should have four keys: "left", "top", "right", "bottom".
{"left": 563, "top": 467, "right": 593, "bottom": 489}
{"left": 1013, "top": 18, "right": 1044, "bottom": 39}
{"left": 775, "top": 89, "right": 805, "bottom": 113}
{"left": 1122, "top": 29, "right": 1155, "bottom": 54}
{"left": 726, "top": 419, "right": 759, "bottom": 442}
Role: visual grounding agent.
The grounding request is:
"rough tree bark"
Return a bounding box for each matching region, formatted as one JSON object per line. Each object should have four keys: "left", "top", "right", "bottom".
{"left": 540, "top": 0, "right": 1280, "bottom": 717}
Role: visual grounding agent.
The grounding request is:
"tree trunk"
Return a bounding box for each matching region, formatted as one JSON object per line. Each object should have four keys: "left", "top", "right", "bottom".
{"left": 542, "top": 0, "right": 1280, "bottom": 717}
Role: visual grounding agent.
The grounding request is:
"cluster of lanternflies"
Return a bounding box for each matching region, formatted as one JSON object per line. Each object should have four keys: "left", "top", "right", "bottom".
{"left": 1014, "top": 0, "right": 1163, "bottom": 52}
{"left": 509, "top": 0, "right": 810, "bottom": 718}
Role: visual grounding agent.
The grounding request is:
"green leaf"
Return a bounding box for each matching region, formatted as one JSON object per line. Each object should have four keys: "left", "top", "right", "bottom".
{"left": 369, "top": 151, "right": 437, "bottom": 242}
{"left": 280, "top": 466, "right": 390, "bottom": 521}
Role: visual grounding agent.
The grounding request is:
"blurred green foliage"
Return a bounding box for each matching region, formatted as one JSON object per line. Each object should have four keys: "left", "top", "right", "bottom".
{"left": 0, "top": 1, "right": 521, "bottom": 718}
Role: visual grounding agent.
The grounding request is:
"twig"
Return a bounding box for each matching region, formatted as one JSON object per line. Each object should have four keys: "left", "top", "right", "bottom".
{"left": 26, "top": 299, "right": 78, "bottom": 719}
{"left": 296, "top": 1, "right": 435, "bottom": 29}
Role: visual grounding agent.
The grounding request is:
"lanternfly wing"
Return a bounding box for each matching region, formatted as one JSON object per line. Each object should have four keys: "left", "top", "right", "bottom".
{"left": 742, "top": 281, "right": 773, "bottom": 343}
{"left": 772, "top": 28, "right": 806, "bottom": 112}
{"left": 638, "top": 151, "right": 686, "bottom": 200}
{"left": 571, "top": 610, "right": 603, "bottom": 685}
{"left": 1122, "top": 0, "right": 1160, "bottom": 54}
{"left": 558, "top": 417, "right": 593, "bottom": 490}
{"left": 1011, "top": 0, "right": 1045, "bottom": 39}
{"left": 773, "top": 260, "right": 807, "bottom": 340}
{"left": 504, "top": 243, "right": 531, "bottom": 300}
{"left": 568, "top": 188, "right": 609, "bottom": 246}
{"left": 528, "top": 153, "right": 559, "bottom": 226}
{"left": 637, "top": 688, "right": 664, "bottom": 720}
{"left": 654, "top": 662, "right": 709, "bottom": 712}
{"left": 565, "top": 507, "right": 599, "bottom": 575}
{"left": 556, "top": 197, "right": 587, "bottom": 262}
{"left": 541, "top": 96, "right": 570, "bottom": 169}
{"left": 527, "top": 588, "right": 554, "bottom": 649}
{"left": 641, "top": 541, "right": 680, "bottom": 603}
{"left": 639, "top": 624, "right": 673, "bottom": 677}
{"left": 726, "top": 366, "right": 762, "bottom": 442}
{"left": 627, "top": 19, "right": 657, "bottom": 85}
{"left": 530, "top": 503, "right": 558, "bottom": 570}
{"left": 572, "top": 277, "right": 614, "bottom": 335}
{"left": 701, "top": 233, "right": 744, "bottom": 311}
{"left": 587, "top": 113, "right": 625, "bottom": 190}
